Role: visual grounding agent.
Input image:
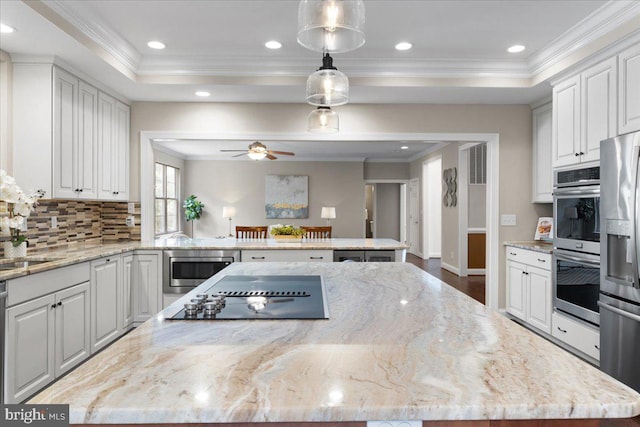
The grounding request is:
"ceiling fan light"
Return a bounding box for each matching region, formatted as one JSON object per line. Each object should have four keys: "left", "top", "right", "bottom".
{"left": 247, "top": 151, "right": 268, "bottom": 160}
{"left": 297, "top": 0, "right": 365, "bottom": 53}
{"left": 308, "top": 107, "right": 339, "bottom": 133}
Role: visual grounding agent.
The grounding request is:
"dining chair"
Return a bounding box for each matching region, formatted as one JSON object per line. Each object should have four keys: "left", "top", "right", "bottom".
{"left": 301, "top": 226, "right": 332, "bottom": 238}
{"left": 236, "top": 226, "right": 268, "bottom": 239}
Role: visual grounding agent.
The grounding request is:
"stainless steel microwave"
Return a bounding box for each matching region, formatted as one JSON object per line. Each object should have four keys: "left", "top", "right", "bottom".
{"left": 163, "top": 250, "right": 239, "bottom": 294}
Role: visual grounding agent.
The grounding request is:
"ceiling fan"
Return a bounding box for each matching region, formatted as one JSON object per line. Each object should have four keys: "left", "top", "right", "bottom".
{"left": 220, "top": 141, "right": 295, "bottom": 160}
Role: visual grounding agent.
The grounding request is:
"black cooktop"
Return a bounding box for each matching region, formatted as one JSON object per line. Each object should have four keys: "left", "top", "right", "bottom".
{"left": 167, "top": 275, "right": 329, "bottom": 320}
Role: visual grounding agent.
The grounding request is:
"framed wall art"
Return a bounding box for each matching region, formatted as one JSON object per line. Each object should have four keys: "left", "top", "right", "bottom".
{"left": 265, "top": 175, "right": 309, "bottom": 219}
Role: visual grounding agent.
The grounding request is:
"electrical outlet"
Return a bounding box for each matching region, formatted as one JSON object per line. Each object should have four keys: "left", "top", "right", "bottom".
{"left": 367, "top": 421, "right": 421, "bottom": 427}
{"left": 126, "top": 216, "right": 135, "bottom": 227}
{"left": 127, "top": 202, "right": 135, "bottom": 214}
{"left": 500, "top": 214, "right": 517, "bottom": 226}
{"left": 51, "top": 216, "right": 58, "bottom": 229}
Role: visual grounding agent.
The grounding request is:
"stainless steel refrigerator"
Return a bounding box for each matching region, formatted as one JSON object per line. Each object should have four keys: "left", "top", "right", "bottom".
{"left": 600, "top": 129, "right": 640, "bottom": 392}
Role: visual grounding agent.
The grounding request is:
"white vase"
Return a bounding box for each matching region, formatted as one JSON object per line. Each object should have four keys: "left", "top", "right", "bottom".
{"left": 4, "top": 241, "right": 27, "bottom": 259}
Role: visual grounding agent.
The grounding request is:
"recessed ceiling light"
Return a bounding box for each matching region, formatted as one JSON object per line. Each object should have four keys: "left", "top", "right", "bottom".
{"left": 400, "top": 145, "right": 409, "bottom": 150}
{"left": 147, "top": 40, "right": 166, "bottom": 50}
{"left": 195, "top": 91, "right": 210, "bottom": 97}
{"left": 0, "top": 23, "right": 16, "bottom": 33}
{"left": 507, "top": 44, "right": 526, "bottom": 53}
{"left": 395, "top": 42, "right": 413, "bottom": 51}
{"left": 265, "top": 40, "right": 282, "bottom": 50}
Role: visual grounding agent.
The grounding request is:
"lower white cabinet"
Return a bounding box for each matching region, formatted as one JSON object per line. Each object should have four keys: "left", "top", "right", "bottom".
{"left": 131, "top": 251, "right": 162, "bottom": 324}
{"left": 505, "top": 247, "right": 552, "bottom": 334}
{"left": 6, "top": 281, "right": 90, "bottom": 403}
{"left": 90, "top": 255, "right": 122, "bottom": 353}
{"left": 121, "top": 253, "right": 134, "bottom": 330}
{"left": 552, "top": 311, "right": 600, "bottom": 361}
{"left": 242, "top": 250, "right": 332, "bottom": 262}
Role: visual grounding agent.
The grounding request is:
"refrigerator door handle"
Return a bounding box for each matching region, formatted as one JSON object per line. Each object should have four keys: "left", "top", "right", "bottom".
{"left": 598, "top": 300, "right": 640, "bottom": 323}
{"left": 634, "top": 144, "right": 640, "bottom": 290}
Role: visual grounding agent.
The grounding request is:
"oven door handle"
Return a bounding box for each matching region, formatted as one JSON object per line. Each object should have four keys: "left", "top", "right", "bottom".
{"left": 554, "top": 252, "right": 600, "bottom": 267}
{"left": 598, "top": 300, "right": 640, "bottom": 323}
{"left": 553, "top": 188, "right": 600, "bottom": 197}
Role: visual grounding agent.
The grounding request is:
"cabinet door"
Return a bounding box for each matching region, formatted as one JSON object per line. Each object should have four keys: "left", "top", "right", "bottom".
{"left": 121, "top": 254, "right": 134, "bottom": 330}
{"left": 506, "top": 260, "right": 527, "bottom": 321}
{"left": 55, "top": 281, "right": 91, "bottom": 376}
{"left": 552, "top": 75, "right": 581, "bottom": 168}
{"left": 91, "top": 256, "right": 121, "bottom": 353}
{"left": 97, "top": 92, "right": 116, "bottom": 199}
{"left": 619, "top": 43, "right": 640, "bottom": 134}
{"left": 113, "top": 101, "right": 130, "bottom": 200}
{"left": 132, "top": 253, "right": 161, "bottom": 323}
{"left": 532, "top": 103, "right": 552, "bottom": 203}
{"left": 526, "top": 265, "right": 552, "bottom": 334}
{"left": 581, "top": 57, "right": 617, "bottom": 164}
{"left": 52, "top": 67, "right": 79, "bottom": 199}
{"left": 77, "top": 81, "right": 99, "bottom": 199}
{"left": 6, "top": 294, "right": 55, "bottom": 403}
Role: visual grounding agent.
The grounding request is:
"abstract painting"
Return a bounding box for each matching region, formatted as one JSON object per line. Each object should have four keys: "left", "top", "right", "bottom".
{"left": 265, "top": 175, "right": 309, "bottom": 218}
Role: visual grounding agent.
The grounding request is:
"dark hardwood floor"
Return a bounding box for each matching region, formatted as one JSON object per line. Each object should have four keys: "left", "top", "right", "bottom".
{"left": 405, "top": 253, "right": 640, "bottom": 427}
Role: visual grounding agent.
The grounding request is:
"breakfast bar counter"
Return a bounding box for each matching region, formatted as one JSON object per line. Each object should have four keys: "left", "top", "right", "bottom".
{"left": 28, "top": 262, "right": 640, "bottom": 425}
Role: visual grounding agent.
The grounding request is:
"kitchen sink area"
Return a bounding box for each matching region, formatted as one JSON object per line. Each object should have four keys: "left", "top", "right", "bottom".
{"left": 0, "top": 257, "right": 64, "bottom": 270}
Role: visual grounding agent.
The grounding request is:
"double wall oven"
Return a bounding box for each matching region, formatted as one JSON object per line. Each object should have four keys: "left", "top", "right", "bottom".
{"left": 163, "top": 250, "right": 240, "bottom": 294}
{"left": 553, "top": 166, "right": 601, "bottom": 326}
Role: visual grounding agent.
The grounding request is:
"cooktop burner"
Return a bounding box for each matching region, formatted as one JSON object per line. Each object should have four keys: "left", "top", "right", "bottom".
{"left": 167, "top": 275, "right": 329, "bottom": 320}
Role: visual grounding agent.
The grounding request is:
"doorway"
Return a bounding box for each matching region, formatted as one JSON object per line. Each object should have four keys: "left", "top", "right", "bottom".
{"left": 364, "top": 181, "right": 407, "bottom": 242}
{"left": 422, "top": 156, "right": 442, "bottom": 259}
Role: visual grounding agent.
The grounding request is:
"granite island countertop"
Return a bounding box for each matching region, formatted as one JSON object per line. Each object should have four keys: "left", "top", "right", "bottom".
{"left": 29, "top": 262, "right": 640, "bottom": 424}
{"left": 0, "top": 237, "right": 408, "bottom": 281}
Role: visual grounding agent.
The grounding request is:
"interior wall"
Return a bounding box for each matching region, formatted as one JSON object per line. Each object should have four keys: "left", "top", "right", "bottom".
{"left": 468, "top": 185, "right": 486, "bottom": 228}
{"left": 375, "top": 183, "right": 401, "bottom": 240}
{"left": 183, "top": 160, "right": 364, "bottom": 238}
{"left": 363, "top": 162, "right": 410, "bottom": 180}
{"left": 0, "top": 50, "right": 13, "bottom": 173}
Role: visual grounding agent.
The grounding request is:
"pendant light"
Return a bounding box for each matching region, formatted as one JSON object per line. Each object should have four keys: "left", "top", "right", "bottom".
{"left": 307, "top": 53, "right": 349, "bottom": 106}
{"left": 297, "top": 0, "right": 365, "bottom": 53}
{"left": 308, "top": 107, "right": 339, "bottom": 133}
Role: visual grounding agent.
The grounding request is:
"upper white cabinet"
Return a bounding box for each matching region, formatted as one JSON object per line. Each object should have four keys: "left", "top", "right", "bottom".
{"left": 618, "top": 43, "right": 640, "bottom": 134}
{"left": 98, "top": 92, "right": 130, "bottom": 200}
{"left": 552, "top": 57, "right": 617, "bottom": 168}
{"left": 532, "top": 102, "right": 552, "bottom": 203}
{"left": 13, "top": 63, "right": 129, "bottom": 200}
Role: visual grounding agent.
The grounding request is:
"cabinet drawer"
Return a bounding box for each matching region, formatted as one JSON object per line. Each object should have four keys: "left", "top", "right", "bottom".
{"left": 7, "top": 262, "right": 91, "bottom": 307}
{"left": 552, "top": 311, "right": 600, "bottom": 360}
{"left": 505, "top": 247, "right": 551, "bottom": 270}
{"left": 242, "top": 250, "right": 332, "bottom": 262}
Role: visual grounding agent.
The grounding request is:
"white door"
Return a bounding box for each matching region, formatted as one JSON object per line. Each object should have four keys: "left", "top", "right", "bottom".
{"left": 408, "top": 178, "right": 420, "bottom": 256}
{"left": 423, "top": 157, "right": 442, "bottom": 258}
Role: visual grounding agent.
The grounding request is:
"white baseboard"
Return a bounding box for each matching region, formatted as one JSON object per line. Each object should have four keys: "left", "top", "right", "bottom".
{"left": 440, "top": 261, "right": 459, "bottom": 275}
{"left": 468, "top": 268, "right": 486, "bottom": 275}
{"left": 429, "top": 252, "right": 441, "bottom": 258}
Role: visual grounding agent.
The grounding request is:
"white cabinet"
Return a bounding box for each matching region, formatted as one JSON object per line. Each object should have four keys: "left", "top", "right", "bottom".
{"left": 121, "top": 253, "right": 134, "bottom": 331}
{"left": 242, "top": 250, "right": 333, "bottom": 262}
{"left": 505, "top": 247, "right": 552, "bottom": 334}
{"left": 6, "top": 281, "right": 90, "bottom": 403}
{"left": 12, "top": 63, "right": 128, "bottom": 200}
{"left": 131, "top": 251, "right": 162, "bottom": 324}
{"left": 618, "top": 43, "right": 640, "bottom": 134}
{"left": 552, "top": 57, "right": 617, "bottom": 168}
{"left": 552, "top": 311, "right": 600, "bottom": 361}
{"left": 90, "top": 255, "right": 121, "bottom": 353}
{"left": 98, "top": 92, "right": 130, "bottom": 200}
{"left": 532, "top": 102, "right": 553, "bottom": 203}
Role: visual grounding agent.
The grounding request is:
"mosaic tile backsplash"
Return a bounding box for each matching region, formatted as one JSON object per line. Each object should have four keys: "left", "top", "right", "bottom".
{"left": 0, "top": 199, "right": 141, "bottom": 257}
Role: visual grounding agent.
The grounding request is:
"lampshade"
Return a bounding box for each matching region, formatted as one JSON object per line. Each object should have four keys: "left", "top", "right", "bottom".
{"left": 222, "top": 206, "right": 236, "bottom": 218}
{"left": 306, "top": 53, "right": 349, "bottom": 106}
{"left": 308, "top": 107, "right": 339, "bottom": 133}
{"left": 297, "top": 0, "right": 365, "bottom": 53}
{"left": 321, "top": 206, "right": 336, "bottom": 219}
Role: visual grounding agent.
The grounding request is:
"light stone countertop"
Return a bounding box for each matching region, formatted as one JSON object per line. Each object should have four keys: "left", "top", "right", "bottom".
{"left": 29, "top": 262, "right": 640, "bottom": 424}
{"left": 503, "top": 241, "right": 554, "bottom": 254}
{"left": 0, "top": 238, "right": 408, "bottom": 281}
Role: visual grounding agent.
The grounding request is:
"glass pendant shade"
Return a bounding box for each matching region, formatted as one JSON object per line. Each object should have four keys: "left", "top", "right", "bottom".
{"left": 307, "top": 54, "right": 349, "bottom": 106}
{"left": 298, "top": 0, "right": 365, "bottom": 53}
{"left": 308, "top": 107, "right": 339, "bottom": 133}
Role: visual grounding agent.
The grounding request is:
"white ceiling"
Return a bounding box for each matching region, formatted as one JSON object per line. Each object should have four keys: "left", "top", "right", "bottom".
{"left": 1, "top": 0, "right": 638, "bottom": 161}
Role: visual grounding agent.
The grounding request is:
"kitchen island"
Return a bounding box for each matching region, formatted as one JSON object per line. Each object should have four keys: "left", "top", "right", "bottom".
{"left": 29, "top": 262, "right": 640, "bottom": 426}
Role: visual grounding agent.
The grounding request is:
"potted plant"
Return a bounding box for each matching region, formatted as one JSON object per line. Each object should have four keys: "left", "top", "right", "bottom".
{"left": 0, "top": 170, "right": 41, "bottom": 258}
{"left": 270, "top": 224, "right": 306, "bottom": 240}
{"left": 183, "top": 195, "right": 204, "bottom": 238}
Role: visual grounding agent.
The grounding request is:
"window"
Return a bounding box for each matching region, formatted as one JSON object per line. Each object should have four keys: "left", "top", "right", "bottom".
{"left": 155, "top": 163, "right": 179, "bottom": 235}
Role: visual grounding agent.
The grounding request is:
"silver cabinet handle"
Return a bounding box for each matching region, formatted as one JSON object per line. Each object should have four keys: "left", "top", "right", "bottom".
{"left": 556, "top": 326, "right": 567, "bottom": 333}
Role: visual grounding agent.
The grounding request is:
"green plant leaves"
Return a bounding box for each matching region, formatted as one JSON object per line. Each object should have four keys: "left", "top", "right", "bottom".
{"left": 183, "top": 195, "right": 204, "bottom": 221}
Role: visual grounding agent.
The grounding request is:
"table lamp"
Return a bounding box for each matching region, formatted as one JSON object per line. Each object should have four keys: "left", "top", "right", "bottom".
{"left": 222, "top": 206, "right": 236, "bottom": 237}
{"left": 321, "top": 206, "right": 336, "bottom": 226}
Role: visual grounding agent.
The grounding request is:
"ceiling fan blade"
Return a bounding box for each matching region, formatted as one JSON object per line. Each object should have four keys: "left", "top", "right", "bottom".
{"left": 269, "top": 150, "right": 295, "bottom": 156}
{"left": 233, "top": 153, "right": 248, "bottom": 158}
{"left": 266, "top": 154, "right": 277, "bottom": 160}
{"left": 220, "top": 149, "right": 248, "bottom": 152}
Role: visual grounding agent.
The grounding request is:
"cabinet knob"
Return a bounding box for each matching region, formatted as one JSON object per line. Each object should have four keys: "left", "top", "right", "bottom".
{"left": 595, "top": 344, "right": 599, "bottom": 350}
{"left": 51, "top": 303, "right": 57, "bottom": 309}
{"left": 575, "top": 153, "right": 580, "bottom": 157}
{"left": 579, "top": 152, "right": 585, "bottom": 156}
{"left": 557, "top": 326, "right": 567, "bottom": 333}
{"left": 509, "top": 252, "right": 516, "bottom": 256}
{"left": 537, "top": 258, "right": 546, "bottom": 263}
{"left": 57, "top": 301, "right": 62, "bottom": 306}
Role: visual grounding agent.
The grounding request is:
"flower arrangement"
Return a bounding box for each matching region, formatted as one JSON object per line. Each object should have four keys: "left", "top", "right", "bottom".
{"left": 270, "top": 224, "right": 306, "bottom": 237}
{"left": 0, "top": 170, "right": 40, "bottom": 247}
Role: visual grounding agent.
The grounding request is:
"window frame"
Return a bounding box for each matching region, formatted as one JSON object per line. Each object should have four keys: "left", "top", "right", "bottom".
{"left": 154, "top": 162, "right": 180, "bottom": 237}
